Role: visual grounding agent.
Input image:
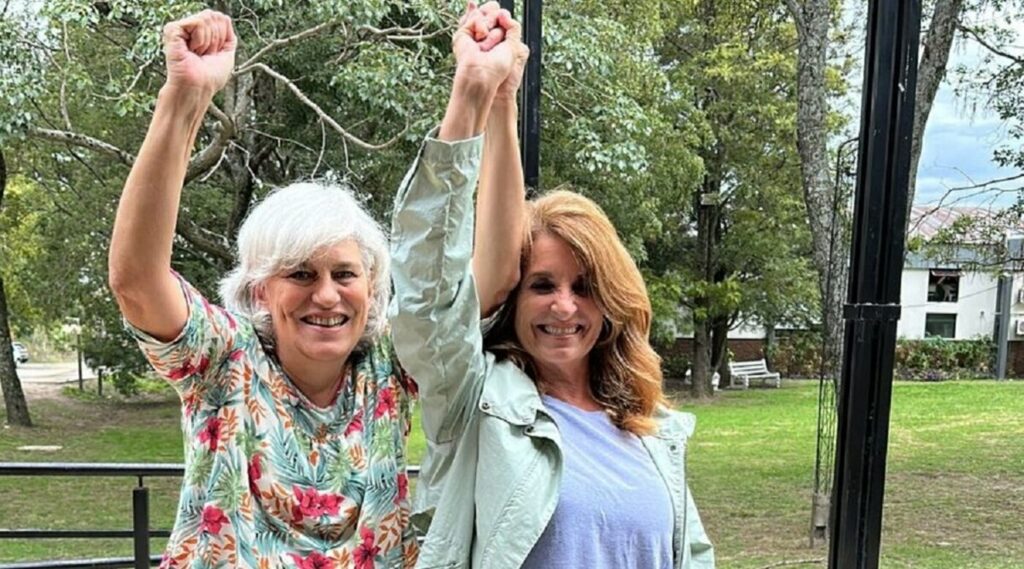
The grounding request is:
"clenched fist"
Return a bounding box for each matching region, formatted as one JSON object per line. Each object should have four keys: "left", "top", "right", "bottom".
{"left": 163, "top": 10, "right": 236, "bottom": 96}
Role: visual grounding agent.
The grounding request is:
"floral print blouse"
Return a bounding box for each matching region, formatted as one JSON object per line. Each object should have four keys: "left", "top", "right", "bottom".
{"left": 127, "top": 275, "right": 418, "bottom": 569}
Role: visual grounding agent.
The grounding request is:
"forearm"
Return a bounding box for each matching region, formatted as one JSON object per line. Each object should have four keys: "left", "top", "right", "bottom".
{"left": 474, "top": 99, "right": 524, "bottom": 315}
{"left": 438, "top": 68, "right": 496, "bottom": 141}
{"left": 110, "top": 85, "right": 210, "bottom": 286}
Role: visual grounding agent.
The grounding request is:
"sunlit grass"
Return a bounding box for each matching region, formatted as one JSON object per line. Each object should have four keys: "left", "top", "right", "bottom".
{"left": 2, "top": 380, "right": 1022, "bottom": 567}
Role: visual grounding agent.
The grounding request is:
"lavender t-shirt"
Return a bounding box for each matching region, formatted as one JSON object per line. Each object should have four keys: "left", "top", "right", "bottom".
{"left": 521, "top": 395, "right": 674, "bottom": 569}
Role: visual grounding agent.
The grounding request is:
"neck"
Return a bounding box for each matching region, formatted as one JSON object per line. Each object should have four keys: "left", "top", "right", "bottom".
{"left": 535, "top": 359, "right": 601, "bottom": 411}
{"left": 278, "top": 350, "right": 350, "bottom": 408}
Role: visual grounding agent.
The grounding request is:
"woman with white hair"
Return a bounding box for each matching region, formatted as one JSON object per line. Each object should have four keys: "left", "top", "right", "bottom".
{"left": 108, "top": 6, "right": 525, "bottom": 568}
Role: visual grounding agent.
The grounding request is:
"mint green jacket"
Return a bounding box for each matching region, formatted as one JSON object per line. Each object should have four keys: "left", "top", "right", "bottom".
{"left": 390, "top": 133, "right": 715, "bottom": 569}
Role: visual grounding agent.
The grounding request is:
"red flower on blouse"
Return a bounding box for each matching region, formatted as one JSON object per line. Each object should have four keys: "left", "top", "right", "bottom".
{"left": 375, "top": 387, "right": 396, "bottom": 418}
{"left": 353, "top": 526, "right": 380, "bottom": 569}
{"left": 167, "top": 355, "right": 210, "bottom": 381}
{"left": 291, "top": 485, "right": 341, "bottom": 522}
{"left": 344, "top": 410, "right": 363, "bottom": 437}
{"left": 248, "top": 453, "right": 263, "bottom": 496}
{"left": 288, "top": 552, "right": 335, "bottom": 569}
{"left": 200, "top": 505, "right": 229, "bottom": 535}
{"left": 395, "top": 473, "right": 408, "bottom": 504}
{"left": 197, "top": 416, "right": 221, "bottom": 452}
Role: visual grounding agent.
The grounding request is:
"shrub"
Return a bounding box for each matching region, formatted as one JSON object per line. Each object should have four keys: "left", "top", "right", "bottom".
{"left": 767, "top": 331, "right": 824, "bottom": 378}
{"left": 894, "top": 337, "right": 994, "bottom": 381}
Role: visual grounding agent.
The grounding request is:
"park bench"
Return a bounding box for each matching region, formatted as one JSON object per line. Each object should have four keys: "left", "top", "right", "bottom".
{"left": 728, "top": 359, "right": 781, "bottom": 389}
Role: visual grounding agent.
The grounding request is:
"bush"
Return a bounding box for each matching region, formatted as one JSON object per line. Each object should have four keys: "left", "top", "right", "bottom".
{"left": 653, "top": 340, "right": 691, "bottom": 381}
{"left": 767, "top": 331, "right": 824, "bottom": 378}
{"left": 894, "top": 337, "right": 994, "bottom": 381}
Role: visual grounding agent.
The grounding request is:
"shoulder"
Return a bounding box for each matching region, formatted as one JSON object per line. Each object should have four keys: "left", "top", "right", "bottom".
{"left": 652, "top": 406, "right": 697, "bottom": 440}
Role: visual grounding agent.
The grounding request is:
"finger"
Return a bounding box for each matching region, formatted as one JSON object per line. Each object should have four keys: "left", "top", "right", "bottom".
{"left": 458, "top": 1, "right": 478, "bottom": 27}
{"left": 221, "top": 14, "right": 237, "bottom": 52}
{"left": 470, "top": 14, "right": 491, "bottom": 41}
{"left": 186, "top": 14, "right": 210, "bottom": 55}
{"left": 498, "top": 11, "right": 522, "bottom": 43}
{"left": 479, "top": 26, "right": 505, "bottom": 52}
{"left": 209, "top": 14, "right": 224, "bottom": 54}
{"left": 477, "top": 1, "right": 501, "bottom": 15}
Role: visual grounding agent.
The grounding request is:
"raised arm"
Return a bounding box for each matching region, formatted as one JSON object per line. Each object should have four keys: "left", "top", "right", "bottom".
{"left": 474, "top": 14, "right": 528, "bottom": 315}
{"left": 391, "top": 4, "right": 519, "bottom": 443}
{"left": 108, "top": 11, "right": 235, "bottom": 341}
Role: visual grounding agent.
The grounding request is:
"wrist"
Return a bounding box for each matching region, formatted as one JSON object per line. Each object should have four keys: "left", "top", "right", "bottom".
{"left": 440, "top": 71, "right": 497, "bottom": 141}
{"left": 158, "top": 83, "right": 215, "bottom": 114}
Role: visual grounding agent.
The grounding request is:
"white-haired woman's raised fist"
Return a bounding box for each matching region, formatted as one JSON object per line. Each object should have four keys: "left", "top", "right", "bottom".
{"left": 162, "top": 10, "right": 236, "bottom": 96}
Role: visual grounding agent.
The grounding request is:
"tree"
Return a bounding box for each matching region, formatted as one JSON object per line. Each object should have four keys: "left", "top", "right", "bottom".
{"left": 653, "top": 0, "right": 815, "bottom": 397}
{"left": 0, "top": 0, "right": 701, "bottom": 392}
{"left": 0, "top": 147, "right": 32, "bottom": 427}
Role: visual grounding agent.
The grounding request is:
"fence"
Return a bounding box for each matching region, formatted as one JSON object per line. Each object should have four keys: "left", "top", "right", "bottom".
{"left": 0, "top": 463, "right": 420, "bottom": 569}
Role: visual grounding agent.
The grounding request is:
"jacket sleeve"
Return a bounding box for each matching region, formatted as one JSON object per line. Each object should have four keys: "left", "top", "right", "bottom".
{"left": 685, "top": 484, "right": 715, "bottom": 568}
{"left": 389, "top": 130, "right": 488, "bottom": 445}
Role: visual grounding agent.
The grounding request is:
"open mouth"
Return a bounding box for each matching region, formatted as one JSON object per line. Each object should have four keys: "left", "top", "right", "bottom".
{"left": 301, "top": 315, "right": 350, "bottom": 328}
{"left": 539, "top": 324, "right": 584, "bottom": 337}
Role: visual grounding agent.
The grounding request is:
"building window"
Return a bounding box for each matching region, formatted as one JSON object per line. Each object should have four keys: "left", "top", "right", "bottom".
{"left": 928, "top": 269, "right": 960, "bottom": 302}
{"left": 925, "top": 313, "right": 957, "bottom": 339}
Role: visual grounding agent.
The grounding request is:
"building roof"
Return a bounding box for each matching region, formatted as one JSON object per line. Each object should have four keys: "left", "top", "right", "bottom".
{"left": 907, "top": 206, "right": 998, "bottom": 241}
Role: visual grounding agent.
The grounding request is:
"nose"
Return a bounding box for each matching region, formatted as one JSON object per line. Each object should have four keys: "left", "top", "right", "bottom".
{"left": 550, "top": 289, "right": 577, "bottom": 319}
{"left": 311, "top": 275, "right": 341, "bottom": 307}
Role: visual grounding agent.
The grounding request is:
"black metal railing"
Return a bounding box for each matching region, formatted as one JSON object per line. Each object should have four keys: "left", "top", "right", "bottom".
{"left": 0, "top": 463, "right": 420, "bottom": 569}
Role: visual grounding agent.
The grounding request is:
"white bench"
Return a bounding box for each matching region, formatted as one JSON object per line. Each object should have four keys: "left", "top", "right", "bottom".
{"left": 728, "top": 359, "right": 781, "bottom": 389}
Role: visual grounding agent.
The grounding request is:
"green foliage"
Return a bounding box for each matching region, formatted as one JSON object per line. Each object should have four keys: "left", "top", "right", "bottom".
{"left": 766, "top": 330, "right": 824, "bottom": 378}
{"left": 894, "top": 337, "right": 995, "bottom": 381}
{"left": 0, "top": 0, "right": 818, "bottom": 385}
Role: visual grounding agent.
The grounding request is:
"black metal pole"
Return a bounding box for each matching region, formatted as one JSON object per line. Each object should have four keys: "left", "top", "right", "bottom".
{"left": 520, "top": 0, "right": 542, "bottom": 195}
{"left": 829, "top": 1, "right": 921, "bottom": 568}
{"left": 497, "top": 0, "right": 541, "bottom": 195}
{"left": 132, "top": 482, "right": 150, "bottom": 569}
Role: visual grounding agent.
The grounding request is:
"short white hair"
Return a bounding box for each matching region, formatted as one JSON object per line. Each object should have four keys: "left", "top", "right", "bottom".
{"left": 219, "top": 181, "right": 390, "bottom": 344}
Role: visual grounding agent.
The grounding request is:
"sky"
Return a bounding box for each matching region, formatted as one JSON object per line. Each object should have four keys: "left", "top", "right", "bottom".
{"left": 914, "top": 48, "right": 1021, "bottom": 208}
{"left": 834, "top": 3, "right": 1024, "bottom": 209}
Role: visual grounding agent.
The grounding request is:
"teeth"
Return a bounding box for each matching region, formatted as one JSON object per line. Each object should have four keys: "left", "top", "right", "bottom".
{"left": 304, "top": 315, "right": 348, "bottom": 327}
{"left": 541, "top": 325, "right": 579, "bottom": 336}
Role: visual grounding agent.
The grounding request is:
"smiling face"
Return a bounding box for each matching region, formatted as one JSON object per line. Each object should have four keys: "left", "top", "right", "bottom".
{"left": 255, "top": 240, "right": 370, "bottom": 380}
{"left": 514, "top": 232, "right": 603, "bottom": 379}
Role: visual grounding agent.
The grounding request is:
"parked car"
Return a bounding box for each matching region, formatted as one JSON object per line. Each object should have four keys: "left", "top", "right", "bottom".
{"left": 11, "top": 342, "right": 29, "bottom": 365}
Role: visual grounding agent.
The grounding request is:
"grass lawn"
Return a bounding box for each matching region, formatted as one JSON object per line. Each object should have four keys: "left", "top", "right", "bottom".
{"left": 1, "top": 380, "right": 1022, "bottom": 567}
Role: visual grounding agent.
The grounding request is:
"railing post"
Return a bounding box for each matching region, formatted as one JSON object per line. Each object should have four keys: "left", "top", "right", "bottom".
{"left": 132, "top": 478, "right": 150, "bottom": 569}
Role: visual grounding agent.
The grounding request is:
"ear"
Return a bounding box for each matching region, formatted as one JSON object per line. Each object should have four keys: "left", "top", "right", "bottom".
{"left": 252, "top": 282, "right": 268, "bottom": 309}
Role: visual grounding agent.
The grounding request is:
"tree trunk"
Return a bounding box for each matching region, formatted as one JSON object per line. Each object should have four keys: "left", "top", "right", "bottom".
{"left": 764, "top": 322, "right": 777, "bottom": 368}
{"left": 0, "top": 148, "right": 33, "bottom": 427}
{"left": 690, "top": 165, "right": 721, "bottom": 398}
{"left": 788, "top": 0, "right": 846, "bottom": 379}
{"left": 692, "top": 317, "right": 713, "bottom": 398}
{"left": 908, "top": 0, "right": 965, "bottom": 210}
{"left": 712, "top": 315, "right": 731, "bottom": 388}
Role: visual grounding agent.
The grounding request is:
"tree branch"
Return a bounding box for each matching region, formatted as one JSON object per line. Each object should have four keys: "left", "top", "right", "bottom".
{"left": 28, "top": 127, "right": 135, "bottom": 165}
{"left": 959, "top": 25, "right": 1024, "bottom": 65}
{"left": 175, "top": 217, "right": 233, "bottom": 265}
{"left": 784, "top": 0, "right": 806, "bottom": 36}
{"left": 236, "top": 21, "right": 341, "bottom": 72}
{"left": 244, "top": 63, "right": 408, "bottom": 151}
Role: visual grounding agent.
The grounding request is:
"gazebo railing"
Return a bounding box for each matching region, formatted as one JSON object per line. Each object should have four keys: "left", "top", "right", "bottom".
{"left": 0, "top": 463, "right": 419, "bottom": 569}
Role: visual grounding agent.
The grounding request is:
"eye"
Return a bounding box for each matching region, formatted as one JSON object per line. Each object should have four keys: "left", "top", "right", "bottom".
{"left": 528, "top": 279, "right": 555, "bottom": 293}
{"left": 287, "top": 269, "right": 314, "bottom": 281}
{"left": 572, "top": 278, "right": 591, "bottom": 297}
{"left": 332, "top": 270, "right": 359, "bottom": 281}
